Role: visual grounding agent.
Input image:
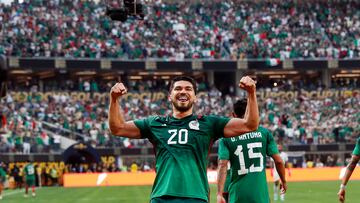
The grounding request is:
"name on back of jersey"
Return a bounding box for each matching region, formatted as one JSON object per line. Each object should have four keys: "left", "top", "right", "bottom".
{"left": 230, "top": 132, "right": 262, "bottom": 142}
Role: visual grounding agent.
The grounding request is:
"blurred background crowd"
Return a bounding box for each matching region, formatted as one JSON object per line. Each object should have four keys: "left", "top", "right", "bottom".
{"left": 0, "top": 0, "right": 359, "bottom": 59}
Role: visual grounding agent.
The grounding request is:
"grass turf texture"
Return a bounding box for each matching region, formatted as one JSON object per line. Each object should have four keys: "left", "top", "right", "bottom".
{"left": 1, "top": 181, "right": 359, "bottom": 203}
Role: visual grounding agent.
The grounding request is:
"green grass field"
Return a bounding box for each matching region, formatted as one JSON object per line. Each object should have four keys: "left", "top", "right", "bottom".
{"left": 1, "top": 181, "right": 359, "bottom": 203}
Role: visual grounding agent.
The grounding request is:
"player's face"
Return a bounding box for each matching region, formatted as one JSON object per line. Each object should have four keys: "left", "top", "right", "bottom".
{"left": 169, "top": 81, "right": 196, "bottom": 112}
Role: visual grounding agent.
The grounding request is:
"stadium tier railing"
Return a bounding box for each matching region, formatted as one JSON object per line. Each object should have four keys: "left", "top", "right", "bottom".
{"left": 6, "top": 57, "right": 360, "bottom": 71}
{"left": 40, "top": 121, "right": 90, "bottom": 144}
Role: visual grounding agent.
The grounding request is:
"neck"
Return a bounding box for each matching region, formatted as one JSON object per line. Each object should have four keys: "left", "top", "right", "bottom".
{"left": 172, "top": 108, "right": 193, "bottom": 119}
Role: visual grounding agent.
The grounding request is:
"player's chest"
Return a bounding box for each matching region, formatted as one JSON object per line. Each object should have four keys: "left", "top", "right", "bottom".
{"left": 150, "top": 121, "right": 213, "bottom": 146}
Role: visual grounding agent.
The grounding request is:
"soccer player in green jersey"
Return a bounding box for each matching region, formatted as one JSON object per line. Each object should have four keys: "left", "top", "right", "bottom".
{"left": 0, "top": 162, "right": 7, "bottom": 200}
{"left": 217, "top": 99, "right": 287, "bottom": 203}
{"left": 109, "top": 76, "right": 259, "bottom": 203}
{"left": 338, "top": 137, "right": 360, "bottom": 203}
{"left": 24, "top": 160, "right": 36, "bottom": 197}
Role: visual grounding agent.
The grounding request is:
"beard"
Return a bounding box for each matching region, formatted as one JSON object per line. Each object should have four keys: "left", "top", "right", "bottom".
{"left": 172, "top": 100, "right": 194, "bottom": 112}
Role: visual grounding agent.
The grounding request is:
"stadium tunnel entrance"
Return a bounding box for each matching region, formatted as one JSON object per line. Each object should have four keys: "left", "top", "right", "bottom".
{"left": 62, "top": 143, "right": 100, "bottom": 164}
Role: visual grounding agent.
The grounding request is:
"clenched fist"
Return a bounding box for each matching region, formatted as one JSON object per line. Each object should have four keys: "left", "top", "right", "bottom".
{"left": 110, "top": 82, "right": 127, "bottom": 101}
{"left": 239, "top": 76, "right": 256, "bottom": 93}
{"left": 338, "top": 189, "right": 345, "bottom": 203}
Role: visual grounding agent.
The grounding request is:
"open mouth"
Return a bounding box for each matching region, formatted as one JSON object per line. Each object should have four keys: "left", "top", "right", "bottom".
{"left": 176, "top": 95, "right": 189, "bottom": 102}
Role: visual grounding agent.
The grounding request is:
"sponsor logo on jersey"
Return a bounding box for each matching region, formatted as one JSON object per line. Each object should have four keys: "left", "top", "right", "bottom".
{"left": 189, "top": 120, "right": 199, "bottom": 130}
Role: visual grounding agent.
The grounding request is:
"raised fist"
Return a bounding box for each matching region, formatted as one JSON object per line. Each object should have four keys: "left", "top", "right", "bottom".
{"left": 110, "top": 82, "right": 127, "bottom": 100}
{"left": 239, "top": 76, "right": 256, "bottom": 93}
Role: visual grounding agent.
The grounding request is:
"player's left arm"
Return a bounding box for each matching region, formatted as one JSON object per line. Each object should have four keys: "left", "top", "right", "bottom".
{"left": 338, "top": 154, "right": 360, "bottom": 203}
{"left": 271, "top": 154, "right": 287, "bottom": 193}
{"left": 224, "top": 76, "right": 259, "bottom": 137}
{"left": 217, "top": 159, "right": 229, "bottom": 203}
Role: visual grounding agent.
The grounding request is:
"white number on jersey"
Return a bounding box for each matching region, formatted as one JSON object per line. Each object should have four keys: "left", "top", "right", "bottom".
{"left": 167, "top": 129, "right": 188, "bottom": 145}
{"left": 27, "top": 166, "right": 35, "bottom": 175}
{"left": 234, "top": 142, "right": 263, "bottom": 175}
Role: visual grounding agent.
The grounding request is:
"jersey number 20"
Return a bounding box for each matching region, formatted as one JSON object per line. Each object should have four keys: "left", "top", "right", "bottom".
{"left": 168, "top": 129, "right": 188, "bottom": 144}
{"left": 234, "top": 142, "right": 263, "bottom": 175}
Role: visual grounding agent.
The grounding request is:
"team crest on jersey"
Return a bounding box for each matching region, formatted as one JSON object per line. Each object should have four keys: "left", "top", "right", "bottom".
{"left": 189, "top": 120, "right": 199, "bottom": 130}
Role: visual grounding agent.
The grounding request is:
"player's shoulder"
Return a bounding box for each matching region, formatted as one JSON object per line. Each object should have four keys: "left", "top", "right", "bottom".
{"left": 201, "top": 114, "right": 229, "bottom": 123}
{"left": 140, "top": 115, "right": 166, "bottom": 123}
{"left": 201, "top": 114, "right": 216, "bottom": 120}
{"left": 356, "top": 137, "right": 360, "bottom": 145}
{"left": 257, "top": 126, "right": 271, "bottom": 134}
{"left": 218, "top": 137, "right": 226, "bottom": 143}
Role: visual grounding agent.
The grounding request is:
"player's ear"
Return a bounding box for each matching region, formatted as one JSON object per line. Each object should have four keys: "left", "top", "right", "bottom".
{"left": 167, "top": 94, "right": 171, "bottom": 102}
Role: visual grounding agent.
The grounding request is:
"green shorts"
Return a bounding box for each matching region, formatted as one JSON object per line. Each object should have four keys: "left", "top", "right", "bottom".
{"left": 150, "top": 196, "right": 207, "bottom": 203}
{"left": 26, "top": 179, "right": 36, "bottom": 186}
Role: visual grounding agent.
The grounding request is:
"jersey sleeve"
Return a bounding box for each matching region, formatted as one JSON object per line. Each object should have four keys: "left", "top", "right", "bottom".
{"left": 133, "top": 117, "right": 153, "bottom": 139}
{"left": 209, "top": 116, "right": 231, "bottom": 139}
{"left": 218, "top": 138, "right": 230, "bottom": 160}
{"left": 352, "top": 138, "right": 360, "bottom": 156}
{"left": 265, "top": 128, "right": 279, "bottom": 156}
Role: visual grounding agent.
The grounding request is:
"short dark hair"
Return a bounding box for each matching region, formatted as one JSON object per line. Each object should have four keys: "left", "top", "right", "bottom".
{"left": 233, "top": 99, "right": 247, "bottom": 118}
{"left": 169, "top": 76, "right": 197, "bottom": 94}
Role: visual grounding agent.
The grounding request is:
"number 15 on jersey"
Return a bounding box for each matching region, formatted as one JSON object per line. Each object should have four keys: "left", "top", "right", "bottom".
{"left": 234, "top": 142, "right": 263, "bottom": 175}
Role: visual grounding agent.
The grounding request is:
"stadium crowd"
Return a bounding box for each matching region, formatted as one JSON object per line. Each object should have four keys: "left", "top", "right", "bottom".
{"left": 0, "top": 0, "right": 360, "bottom": 59}
{"left": 0, "top": 80, "right": 359, "bottom": 154}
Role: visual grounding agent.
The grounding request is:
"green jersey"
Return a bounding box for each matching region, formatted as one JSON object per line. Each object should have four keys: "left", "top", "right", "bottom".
{"left": 218, "top": 126, "right": 279, "bottom": 203}
{"left": 0, "top": 167, "right": 6, "bottom": 182}
{"left": 24, "top": 163, "right": 36, "bottom": 181}
{"left": 353, "top": 137, "right": 360, "bottom": 156}
{"left": 134, "top": 114, "right": 230, "bottom": 202}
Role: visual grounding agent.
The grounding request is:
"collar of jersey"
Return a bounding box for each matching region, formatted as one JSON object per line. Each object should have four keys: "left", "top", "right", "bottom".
{"left": 169, "top": 114, "right": 195, "bottom": 121}
{"left": 160, "top": 114, "right": 196, "bottom": 126}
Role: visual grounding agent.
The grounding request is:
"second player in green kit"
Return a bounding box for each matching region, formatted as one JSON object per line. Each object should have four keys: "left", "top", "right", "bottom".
{"left": 218, "top": 127, "right": 278, "bottom": 203}
{"left": 217, "top": 99, "right": 287, "bottom": 203}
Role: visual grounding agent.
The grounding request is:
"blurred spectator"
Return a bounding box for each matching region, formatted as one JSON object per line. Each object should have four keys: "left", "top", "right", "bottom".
{"left": 130, "top": 162, "right": 138, "bottom": 173}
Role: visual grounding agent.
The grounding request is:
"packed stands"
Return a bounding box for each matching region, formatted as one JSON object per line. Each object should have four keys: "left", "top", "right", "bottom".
{"left": 1, "top": 81, "right": 359, "bottom": 153}
{"left": 1, "top": 0, "right": 359, "bottom": 59}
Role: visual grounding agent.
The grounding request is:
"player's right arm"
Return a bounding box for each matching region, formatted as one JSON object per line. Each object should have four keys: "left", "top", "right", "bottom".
{"left": 108, "top": 82, "right": 141, "bottom": 138}
{"left": 338, "top": 154, "right": 360, "bottom": 203}
{"left": 271, "top": 154, "right": 287, "bottom": 193}
{"left": 223, "top": 76, "right": 259, "bottom": 137}
{"left": 217, "top": 139, "right": 229, "bottom": 203}
{"left": 217, "top": 159, "right": 228, "bottom": 203}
